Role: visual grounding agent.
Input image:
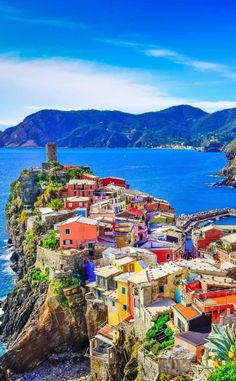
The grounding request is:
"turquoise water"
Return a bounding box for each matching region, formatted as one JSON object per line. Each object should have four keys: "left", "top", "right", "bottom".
{"left": 0, "top": 147, "right": 236, "bottom": 345}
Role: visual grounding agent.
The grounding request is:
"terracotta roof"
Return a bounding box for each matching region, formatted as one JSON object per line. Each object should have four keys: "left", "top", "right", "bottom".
{"left": 98, "top": 324, "right": 113, "bottom": 340}
{"left": 173, "top": 304, "right": 201, "bottom": 321}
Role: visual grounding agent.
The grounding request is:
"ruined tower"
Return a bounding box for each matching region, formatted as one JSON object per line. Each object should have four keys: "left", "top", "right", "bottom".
{"left": 46, "top": 142, "right": 57, "bottom": 163}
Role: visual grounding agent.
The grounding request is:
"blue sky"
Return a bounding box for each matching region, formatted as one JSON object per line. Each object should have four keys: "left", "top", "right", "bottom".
{"left": 0, "top": 0, "right": 236, "bottom": 128}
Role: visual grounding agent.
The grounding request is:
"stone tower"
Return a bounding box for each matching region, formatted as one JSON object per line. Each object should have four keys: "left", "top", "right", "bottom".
{"left": 46, "top": 143, "right": 57, "bottom": 163}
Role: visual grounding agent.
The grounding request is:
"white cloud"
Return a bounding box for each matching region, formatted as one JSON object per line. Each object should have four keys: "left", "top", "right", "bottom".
{"left": 0, "top": 55, "right": 236, "bottom": 128}
{"left": 145, "top": 48, "right": 235, "bottom": 79}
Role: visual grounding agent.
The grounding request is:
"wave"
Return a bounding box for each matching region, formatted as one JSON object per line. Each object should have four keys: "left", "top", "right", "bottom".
{"left": 2, "top": 262, "right": 14, "bottom": 276}
{"left": 0, "top": 251, "right": 12, "bottom": 261}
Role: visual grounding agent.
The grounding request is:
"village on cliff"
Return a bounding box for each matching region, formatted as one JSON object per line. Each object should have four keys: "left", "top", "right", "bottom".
{"left": 11, "top": 143, "right": 236, "bottom": 380}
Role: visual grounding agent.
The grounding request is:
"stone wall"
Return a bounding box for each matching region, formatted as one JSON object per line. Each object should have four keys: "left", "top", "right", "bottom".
{"left": 90, "top": 356, "right": 109, "bottom": 381}
{"left": 36, "top": 246, "right": 89, "bottom": 276}
{"left": 42, "top": 210, "right": 74, "bottom": 226}
{"left": 157, "top": 345, "right": 195, "bottom": 375}
{"left": 138, "top": 348, "right": 159, "bottom": 381}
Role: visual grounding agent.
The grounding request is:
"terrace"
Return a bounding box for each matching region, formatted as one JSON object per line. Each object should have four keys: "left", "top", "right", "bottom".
{"left": 194, "top": 288, "right": 236, "bottom": 312}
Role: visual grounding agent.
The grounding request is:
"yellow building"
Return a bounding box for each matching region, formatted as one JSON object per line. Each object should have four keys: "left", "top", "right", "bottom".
{"left": 112, "top": 256, "right": 144, "bottom": 273}
{"left": 108, "top": 273, "right": 131, "bottom": 325}
{"left": 107, "top": 258, "right": 146, "bottom": 326}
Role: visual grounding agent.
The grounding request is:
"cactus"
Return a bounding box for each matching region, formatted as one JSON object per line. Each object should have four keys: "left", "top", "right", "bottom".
{"left": 205, "top": 323, "right": 236, "bottom": 363}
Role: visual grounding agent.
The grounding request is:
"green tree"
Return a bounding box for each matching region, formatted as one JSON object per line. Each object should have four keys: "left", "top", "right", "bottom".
{"left": 48, "top": 198, "right": 64, "bottom": 211}
{"left": 42, "top": 230, "right": 59, "bottom": 250}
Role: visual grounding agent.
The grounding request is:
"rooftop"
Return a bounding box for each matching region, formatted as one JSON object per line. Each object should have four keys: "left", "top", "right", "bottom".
{"left": 114, "top": 272, "right": 133, "bottom": 282}
{"left": 60, "top": 215, "right": 99, "bottom": 226}
{"left": 221, "top": 233, "right": 236, "bottom": 244}
{"left": 66, "top": 196, "right": 90, "bottom": 202}
{"left": 98, "top": 324, "right": 113, "bottom": 340}
{"left": 69, "top": 179, "right": 96, "bottom": 185}
{"left": 173, "top": 304, "right": 201, "bottom": 321}
{"left": 176, "top": 331, "right": 209, "bottom": 346}
{"left": 129, "top": 262, "right": 183, "bottom": 284}
{"left": 95, "top": 265, "right": 121, "bottom": 278}
{"left": 113, "top": 256, "right": 134, "bottom": 266}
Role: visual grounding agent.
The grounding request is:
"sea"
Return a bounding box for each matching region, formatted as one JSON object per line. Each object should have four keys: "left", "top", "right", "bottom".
{"left": 1, "top": 147, "right": 236, "bottom": 354}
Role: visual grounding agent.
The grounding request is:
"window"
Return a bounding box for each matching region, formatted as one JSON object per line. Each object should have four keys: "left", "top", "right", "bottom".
{"left": 121, "top": 287, "right": 126, "bottom": 295}
{"left": 112, "top": 300, "right": 116, "bottom": 307}
{"left": 166, "top": 253, "right": 171, "bottom": 260}
{"left": 122, "top": 304, "right": 127, "bottom": 311}
{"left": 65, "top": 228, "right": 70, "bottom": 235}
{"left": 159, "top": 284, "right": 164, "bottom": 293}
{"left": 63, "top": 239, "right": 72, "bottom": 245}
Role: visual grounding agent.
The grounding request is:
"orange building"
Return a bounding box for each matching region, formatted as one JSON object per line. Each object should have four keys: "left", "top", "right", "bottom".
{"left": 59, "top": 216, "right": 99, "bottom": 249}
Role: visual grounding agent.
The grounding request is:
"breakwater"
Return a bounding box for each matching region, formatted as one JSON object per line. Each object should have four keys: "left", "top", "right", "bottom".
{"left": 176, "top": 208, "right": 236, "bottom": 232}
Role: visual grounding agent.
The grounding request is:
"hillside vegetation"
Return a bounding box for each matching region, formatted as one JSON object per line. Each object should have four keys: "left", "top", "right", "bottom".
{"left": 1, "top": 104, "right": 236, "bottom": 149}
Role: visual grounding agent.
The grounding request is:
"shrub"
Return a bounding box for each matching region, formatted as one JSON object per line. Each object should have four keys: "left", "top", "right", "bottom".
{"left": 67, "top": 167, "right": 93, "bottom": 180}
{"left": 208, "top": 362, "right": 236, "bottom": 381}
{"left": 145, "top": 314, "right": 174, "bottom": 355}
{"left": 42, "top": 230, "right": 59, "bottom": 250}
{"left": 20, "top": 210, "right": 28, "bottom": 225}
{"left": 48, "top": 198, "right": 64, "bottom": 211}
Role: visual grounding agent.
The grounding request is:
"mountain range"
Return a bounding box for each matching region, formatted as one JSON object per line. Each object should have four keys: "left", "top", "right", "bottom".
{"left": 1, "top": 105, "right": 236, "bottom": 149}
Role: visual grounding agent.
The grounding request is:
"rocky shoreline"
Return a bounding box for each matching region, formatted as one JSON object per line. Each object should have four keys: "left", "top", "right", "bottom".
{"left": 213, "top": 140, "right": 236, "bottom": 187}
{"left": 12, "top": 351, "right": 90, "bottom": 381}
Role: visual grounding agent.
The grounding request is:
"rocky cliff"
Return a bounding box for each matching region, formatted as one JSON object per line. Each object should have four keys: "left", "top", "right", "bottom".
{"left": 0, "top": 165, "right": 99, "bottom": 377}
{"left": 217, "top": 139, "right": 236, "bottom": 187}
{"left": 1, "top": 287, "right": 88, "bottom": 374}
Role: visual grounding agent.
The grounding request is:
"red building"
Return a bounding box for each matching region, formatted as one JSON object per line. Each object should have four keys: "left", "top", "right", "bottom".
{"left": 102, "top": 176, "right": 129, "bottom": 188}
{"left": 192, "top": 225, "right": 225, "bottom": 252}
{"left": 145, "top": 200, "right": 175, "bottom": 214}
{"left": 193, "top": 288, "right": 236, "bottom": 322}
{"left": 65, "top": 196, "right": 90, "bottom": 210}
{"left": 139, "top": 241, "right": 181, "bottom": 263}
{"left": 67, "top": 179, "right": 97, "bottom": 201}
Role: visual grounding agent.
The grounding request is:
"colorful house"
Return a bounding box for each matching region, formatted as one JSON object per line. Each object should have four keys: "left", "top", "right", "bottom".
{"left": 129, "top": 263, "right": 186, "bottom": 322}
{"left": 175, "top": 331, "right": 209, "bottom": 362}
{"left": 114, "top": 221, "right": 135, "bottom": 248}
{"left": 145, "top": 199, "right": 175, "bottom": 214}
{"left": 108, "top": 273, "right": 130, "bottom": 325}
{"left": 65, "top": 196, "right": 90, "bottom": 210}
{"left": 193, "top": 288, "right": 236, "bottom": 322}
{"left": 107, "top": 259, "right": 146, "bottom": 326}
{"left": 192, "top": 225, "right": 225, "bottom": 253}
{"left": 139, "top": 240, "right": 181, "bottom": 263}
{"left": 59, "top": 216, "right": 99, "bottom": 249}
{"left": 102, "top": 176, "right": 128, "bottom": 188}
{"left": 67, "top": 179, "right": 97, "bottom": 201}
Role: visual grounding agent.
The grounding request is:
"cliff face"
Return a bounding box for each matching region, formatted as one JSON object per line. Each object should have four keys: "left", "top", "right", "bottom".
{"left": 0, "top": 166, "right": 95, "bottom": 376}
{"left": 1, "top": 289, "right": 88, "bottom": 374}
{"left": 217, "top": 139, "right": 236, "bottom": 187}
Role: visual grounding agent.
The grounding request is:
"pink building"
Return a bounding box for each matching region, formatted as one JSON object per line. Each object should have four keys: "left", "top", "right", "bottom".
{"left": 65, "top": 196, "right": 90, "bottom": 211}
{"left": 59, "top": 216, "right": 99, "bottom": 249}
